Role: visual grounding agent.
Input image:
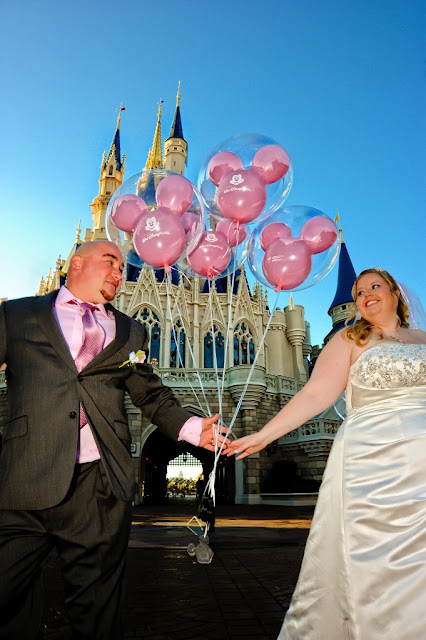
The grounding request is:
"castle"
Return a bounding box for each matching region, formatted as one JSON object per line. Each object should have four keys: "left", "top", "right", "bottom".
{"left": 0, "top": 86, "right": 356, "bottom": 505}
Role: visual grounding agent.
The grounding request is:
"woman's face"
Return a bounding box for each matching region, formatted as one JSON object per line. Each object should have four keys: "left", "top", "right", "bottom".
{"left": 355, "top": 272, "right": 399, "bottom": 323}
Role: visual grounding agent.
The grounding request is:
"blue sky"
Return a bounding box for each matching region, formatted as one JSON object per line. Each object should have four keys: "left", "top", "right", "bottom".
{"left": 0, "top": 0, "right": 424, "bottom": 345}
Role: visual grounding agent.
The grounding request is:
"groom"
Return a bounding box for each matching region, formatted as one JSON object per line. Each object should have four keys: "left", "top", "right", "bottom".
{"left": 0, "top": 240, "right": 229, "bottom": 639}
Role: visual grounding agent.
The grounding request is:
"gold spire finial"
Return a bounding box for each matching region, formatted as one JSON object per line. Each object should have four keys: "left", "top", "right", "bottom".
{"left": 176, "top": 81, "right": 181, "bottom": 106}
{"left": 289, "top": 294, "right": 294, "bottom": 310}
{"left": 75, "top": 219, "right": 81, "bottom": 242}
{"left": 116, "top": 104, "right": 126, "bottom": 128}
{"left": 145, "top": 99, "right": 164, "bottom": 169}
{"left": 334, "top": 209, "right": 344, "bottom": 243}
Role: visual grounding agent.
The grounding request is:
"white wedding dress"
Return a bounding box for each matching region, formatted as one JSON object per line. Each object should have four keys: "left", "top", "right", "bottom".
{"left": 278, "top": 342, "right": 426, "bottom": 640}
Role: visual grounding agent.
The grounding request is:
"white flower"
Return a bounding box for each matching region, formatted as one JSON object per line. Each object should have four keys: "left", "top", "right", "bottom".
{"left": 119, "top": 350, "right": 146, "bottom": 369}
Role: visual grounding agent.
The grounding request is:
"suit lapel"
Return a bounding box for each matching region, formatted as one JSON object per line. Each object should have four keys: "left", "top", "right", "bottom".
{"left": 36, "top": 290, "right": 77, "bottom": 373}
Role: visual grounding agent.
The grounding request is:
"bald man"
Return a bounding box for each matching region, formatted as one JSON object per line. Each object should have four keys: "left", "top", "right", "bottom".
{"left": 0, "top": 241, "right": 228, "bottom": 640}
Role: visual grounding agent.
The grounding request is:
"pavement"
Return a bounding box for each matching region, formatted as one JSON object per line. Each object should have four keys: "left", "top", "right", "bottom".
{"left": 41, "top": 497, "right": 314, "bottom": 640}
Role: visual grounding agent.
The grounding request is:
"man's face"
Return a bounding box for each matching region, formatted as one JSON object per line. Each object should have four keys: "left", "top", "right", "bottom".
{"left": 73, "top": 242, "right": 124, "bottom": 304}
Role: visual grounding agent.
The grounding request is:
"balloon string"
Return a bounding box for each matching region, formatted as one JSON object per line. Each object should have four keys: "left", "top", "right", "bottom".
{"left": 206, "top": 279, "right": 224, "bottom": 506}
{"left": 215, "top": 290, "right": 281, "bottom": 457}
{"left": 164, "top": 273, "right": 211, "bottom": 417}
{"left": 219, "top": 231, "right": 240, "bottom": 410}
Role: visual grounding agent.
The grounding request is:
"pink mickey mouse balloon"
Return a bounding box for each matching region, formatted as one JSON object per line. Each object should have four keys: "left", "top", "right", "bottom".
{"left": 207, "top": 151, "right": 243, "bottom": 187}
{"left": 262, "top": 238, "right": 312, "bottom": 291}
{"left": 215, "top": 219, "right": 248, "bottom": 247}
{"left": 110, "top": 194, "right": 148, "bottom": 233}
{"left": 133, "top": 206, "right": 186, "bottom": 269}
{"left": 156, "top": 174, "right": 194, "bottom": 216}
{"left": 187, "top": 231, "right": 232, "bottom": 278}
{"left": 260, "top": 222, "right": 292, "bottom": 251}
{"left": 216, "top": 168, "right": 267, "bottom": 223}
{"left": 252, "top": 144, "right": 291, "bottom": 185}
{"left": 300, "top": 216, "right": 338, "bottom": 254}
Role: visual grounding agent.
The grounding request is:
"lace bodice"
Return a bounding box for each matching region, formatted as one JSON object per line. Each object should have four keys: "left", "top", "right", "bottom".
{"left": 350, "top": 342, "right": 426, "bottom": 390}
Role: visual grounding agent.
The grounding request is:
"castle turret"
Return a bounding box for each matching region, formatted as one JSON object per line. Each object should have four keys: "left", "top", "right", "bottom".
{"left": 89, "top": 110, "right": 126, "bottom": 239}
{"left": 164, "top": 82, "right": 187, "bottom": 175}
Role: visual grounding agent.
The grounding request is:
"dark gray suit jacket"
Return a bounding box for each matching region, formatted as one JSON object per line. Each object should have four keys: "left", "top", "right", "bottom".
{"left": 0, "top": 291, "right": 191, "bottom": 510}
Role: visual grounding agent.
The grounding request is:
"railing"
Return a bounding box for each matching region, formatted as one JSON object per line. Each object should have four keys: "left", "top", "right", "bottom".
{"left": 265, "top": 374, "right": 305, "bottom": 393}
{"left": 281, "top": 418, "right": 340, "bottom": 443}
{"left": 158, "top": 368, "right": 225, "bottom": 385}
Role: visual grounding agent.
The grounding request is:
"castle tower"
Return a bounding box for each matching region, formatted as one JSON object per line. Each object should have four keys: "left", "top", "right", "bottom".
{"left": 164, "top": 83, "right": 187, "bottom": 175}
{"left": 89, "top": 110, "right": 126, "bottom": 239}
{"left": 325, "top": 214, "right": 356, "bottom": 343}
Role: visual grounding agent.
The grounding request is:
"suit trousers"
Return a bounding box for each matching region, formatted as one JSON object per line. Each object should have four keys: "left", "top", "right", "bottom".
{"left": 0, "top": 460, "right": 132, "bottom": 640}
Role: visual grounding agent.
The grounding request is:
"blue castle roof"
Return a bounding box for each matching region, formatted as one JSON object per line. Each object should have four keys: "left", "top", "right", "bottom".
{"left": 167, "top": 105, "right": 184, "bottom": 141}
{"left": 328, "top": 242, "right": 356, "bottom": 312}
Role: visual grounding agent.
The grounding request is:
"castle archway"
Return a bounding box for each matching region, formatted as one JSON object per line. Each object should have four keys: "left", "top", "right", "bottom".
{"left": 139, "top": 425, "right": 235, "bottom": 504}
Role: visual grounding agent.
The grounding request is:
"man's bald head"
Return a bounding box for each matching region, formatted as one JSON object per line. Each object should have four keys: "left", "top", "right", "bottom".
{"left": 67, "top": 241, "right": 124, "bottom": 304}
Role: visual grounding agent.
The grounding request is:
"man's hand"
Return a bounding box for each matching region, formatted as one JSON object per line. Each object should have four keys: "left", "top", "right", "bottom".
{"left": 199, "top": 414, "right": 232, "bottom": 454}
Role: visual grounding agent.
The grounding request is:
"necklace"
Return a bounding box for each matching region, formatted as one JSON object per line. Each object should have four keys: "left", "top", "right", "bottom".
{"left": 383, "top": 328, "right": 405, "bottom": 343}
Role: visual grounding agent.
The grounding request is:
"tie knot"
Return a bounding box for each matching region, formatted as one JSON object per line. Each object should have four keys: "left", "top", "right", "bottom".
{"left": 69, "top": 300, "right": 99, "bottom": 314}
{"left": 79, "top": 302, "right": 98, "bottom": 314}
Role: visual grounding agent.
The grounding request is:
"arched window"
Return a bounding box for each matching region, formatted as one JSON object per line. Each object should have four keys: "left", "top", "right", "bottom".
{"left": 204, "top": 325, "right": 225, "bottom": 369}
{"left": 170, "top": 319, "right": 186, "bottom": 368}
{"left": 233, "top": 322, "right": 255, "bottom": 366}
{"left": 108, "top": 165, "right": 113, "bottom": 175}
{"left": 132, "top": 307, "right": 161, "bottom": 366}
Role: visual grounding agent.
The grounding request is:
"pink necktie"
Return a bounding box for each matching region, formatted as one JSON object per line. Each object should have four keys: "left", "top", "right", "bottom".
{"left": 74, "top": 302, "right": 105, "bottom": 427}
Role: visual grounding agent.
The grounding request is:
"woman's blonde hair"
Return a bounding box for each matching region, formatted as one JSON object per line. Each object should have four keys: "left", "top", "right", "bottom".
{"left": 344, "top": 268, "right": 410, "bottom": 345}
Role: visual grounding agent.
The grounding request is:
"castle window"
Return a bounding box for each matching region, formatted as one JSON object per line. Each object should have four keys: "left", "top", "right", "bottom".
{"left": 108, "top": 165, "right": 113, "bottom": 175}
{"left": 342, "top": 305, "right": 347, "bottom": 310}
{"left": 170, "top": 319, "right": 186, "bottom": 368}
{"left": 132, "top": 307, "right": 161, "bottom": 364}
{"left": 233, "top": 322, "right": 255, "bottom": 366}
{"left": 204, "top": 326, "right": 225, "bottom": 369}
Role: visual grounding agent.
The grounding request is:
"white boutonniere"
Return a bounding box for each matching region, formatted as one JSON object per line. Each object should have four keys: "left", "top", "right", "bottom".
{"left": 119, "top": 350, "right": 146, "bottom": 370}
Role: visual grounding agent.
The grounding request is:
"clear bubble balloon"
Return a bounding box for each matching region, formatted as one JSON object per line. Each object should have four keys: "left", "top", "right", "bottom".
{"left": 248, "top": 205, "right": 340, "bottom": 291}
{"left": 176, "top": 218, "right": 249, "bottom": 281}
{"left": 198, "top": 133, "right": 293, "bottom": 223}
{"left": 106, "top": 169, "right": 205, "bottom": 269}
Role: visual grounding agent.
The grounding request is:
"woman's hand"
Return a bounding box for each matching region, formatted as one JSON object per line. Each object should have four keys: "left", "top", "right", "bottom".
{"left": 229, "top": 431, "right": 269, "bottom": 459}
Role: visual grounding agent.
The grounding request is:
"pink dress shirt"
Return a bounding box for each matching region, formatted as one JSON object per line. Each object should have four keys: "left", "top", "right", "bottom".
{"left": 53, "top": 286, "right": 201, "bottom": 463}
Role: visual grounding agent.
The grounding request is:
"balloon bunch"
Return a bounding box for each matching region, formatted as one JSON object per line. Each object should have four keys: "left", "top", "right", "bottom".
{"left": 106, "top": 170, "right": 204, "bottom": 272}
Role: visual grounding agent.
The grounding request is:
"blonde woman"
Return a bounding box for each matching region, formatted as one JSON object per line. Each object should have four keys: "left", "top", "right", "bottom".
{"left": 231, "top": 268, "right": 426, "bottom": 640}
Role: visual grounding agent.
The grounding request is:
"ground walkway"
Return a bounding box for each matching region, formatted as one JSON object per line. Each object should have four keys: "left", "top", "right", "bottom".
{"left": 41, "top": 497, "right": 314, "bottom": 639}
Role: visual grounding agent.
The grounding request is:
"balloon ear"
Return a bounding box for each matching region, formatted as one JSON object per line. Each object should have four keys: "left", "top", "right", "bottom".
{"left": 251, "top": 144, "right": 290, "bottom": 185}
{"left": 207, "top": 151, "right": 243, "bottom": 186}
{"left": 156, "top": 175, "right": 194, "bottom": 216}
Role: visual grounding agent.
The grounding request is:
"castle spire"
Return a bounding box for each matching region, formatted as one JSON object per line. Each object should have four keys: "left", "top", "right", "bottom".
{"left": 89, "top": 109, "right": 126, "bottom": 238}
{"left": 145, "top": 100, "right": 164, "bottom": 169}
{"left": 105, "top": 106, "right": 125, "bottom": 172}
{"left": 168, "top": 82, "right": 184, "bottom": 140}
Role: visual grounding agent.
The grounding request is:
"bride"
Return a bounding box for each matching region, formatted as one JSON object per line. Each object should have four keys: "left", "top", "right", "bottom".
{"left": 230, "top": 268, "right": 426, "bottom": 640}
